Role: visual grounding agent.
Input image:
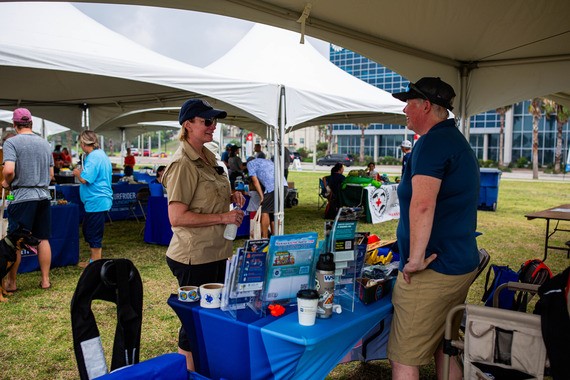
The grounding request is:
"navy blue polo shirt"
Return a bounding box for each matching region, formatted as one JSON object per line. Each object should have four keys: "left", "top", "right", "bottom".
{"left": 397, "top": 119, "right": 480, "bottom": 275}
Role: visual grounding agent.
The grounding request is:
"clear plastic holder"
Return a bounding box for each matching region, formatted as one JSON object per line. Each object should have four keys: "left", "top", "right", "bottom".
{"left": 329, "top": 206, "right": 364, "bottom": 313}
{"left": 222, "top": 239, "right": 270, "bottom": 320}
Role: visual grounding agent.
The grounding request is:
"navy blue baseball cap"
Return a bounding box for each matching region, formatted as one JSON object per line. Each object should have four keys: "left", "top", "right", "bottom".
{"left": 178, "top": 99, "right": 227, "bottom": 125}
{"left": 392, "top": 77, "right": 456, "bottom": 111}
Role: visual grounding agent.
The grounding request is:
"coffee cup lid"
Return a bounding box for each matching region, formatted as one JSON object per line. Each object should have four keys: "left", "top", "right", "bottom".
{"left": 297, "top": 289, "right": 319, "bottom": 299}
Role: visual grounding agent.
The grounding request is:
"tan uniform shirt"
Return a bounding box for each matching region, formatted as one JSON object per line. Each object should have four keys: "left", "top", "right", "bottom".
{"left": 162, "top": 141, "right": 233, "bottom": 265}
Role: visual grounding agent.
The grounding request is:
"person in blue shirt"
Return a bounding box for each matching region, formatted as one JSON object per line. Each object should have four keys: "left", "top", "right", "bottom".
{"left": 73, "top": 130, "right": 113, "bottom": 267}
{"left": 246, "top": 157, "right": 287, "bottom": 237}
{"left": 387, "top": 77, "right": 480, "bottom": 380}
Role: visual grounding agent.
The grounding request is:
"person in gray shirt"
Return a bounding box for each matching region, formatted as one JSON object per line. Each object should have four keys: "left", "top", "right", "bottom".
{"left": 2, "top": 108, "right": 54, "bottom": 291}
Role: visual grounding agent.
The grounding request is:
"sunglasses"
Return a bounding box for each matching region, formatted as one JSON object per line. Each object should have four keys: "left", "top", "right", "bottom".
{"left": 214, "top": 166, "right": 225, "bottom": 175}
{"left": 407, "top": 82, "right": 430, "bottom": 101}
{"left": 204, "top": 118, "right": 217, "bottom": 127}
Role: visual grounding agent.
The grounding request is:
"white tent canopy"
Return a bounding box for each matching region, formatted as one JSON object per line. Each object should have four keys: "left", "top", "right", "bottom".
{"left": 0, "top": 110, "right": 69, "bottom": 138}
{"left": 0, "top": 2, "right": 279, "bottom": 136}
{"left": 94, "top": 120, "right": 181, "bottom": 144}
{"left": 206, "top": 23, "right": 406, "bottom": 234}
{"left": 70, "top": 0, "right": 570, "bottom": 135}
{"left": 206, "top": 24, "right": 406, "bottom": 131}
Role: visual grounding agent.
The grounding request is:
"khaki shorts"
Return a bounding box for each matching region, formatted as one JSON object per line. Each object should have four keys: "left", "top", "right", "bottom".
{"left": 387, "top": 268, "right": 476, "bottom": 366}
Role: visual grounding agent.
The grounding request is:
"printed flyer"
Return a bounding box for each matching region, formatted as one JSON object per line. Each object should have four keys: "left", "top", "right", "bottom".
{"left": 263, "top": 232, "right": 318, "bottom": 302}
{"left": 238, "top": 239, "right": 269, "bottom": 292}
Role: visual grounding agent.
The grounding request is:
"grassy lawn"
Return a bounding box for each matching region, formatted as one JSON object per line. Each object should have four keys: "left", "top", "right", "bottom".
{"left": 1, "top": 171, "right": 568, "bottom": 379}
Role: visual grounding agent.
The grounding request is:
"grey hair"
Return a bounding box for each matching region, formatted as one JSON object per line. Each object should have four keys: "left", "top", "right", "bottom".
{"left": 431, "top": 103, "right": 450, "bottom": 120}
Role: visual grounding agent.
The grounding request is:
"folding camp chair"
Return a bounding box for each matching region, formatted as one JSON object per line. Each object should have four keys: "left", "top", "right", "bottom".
{"left": 318, "top": 177, "right": 329, "bottom": 210}
{"left": 443, "top": 282, "right": 546, "bottom": 380}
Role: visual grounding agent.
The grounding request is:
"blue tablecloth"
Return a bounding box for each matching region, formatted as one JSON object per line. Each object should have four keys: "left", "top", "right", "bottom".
{"left": 168, "top": 294, "right": 393, "bottom": 380}
{"left": 113, "top": 171, "right": 157, "bottom": 184}
{"left": 18, "top": 203, "right": 80, "bottom": 273}
{"left": 144, "top": 196, "right": 250, "bottom": 246}
{"left": 144, "top": 196, "right": 172, "bottom": 246}
{"left": 56, "top": 183, "right": 148, "bottom": 221}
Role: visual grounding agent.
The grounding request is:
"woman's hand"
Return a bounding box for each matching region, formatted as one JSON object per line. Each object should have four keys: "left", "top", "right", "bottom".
{"left": 225, "top": 208, "right": 245, "bottom": 226}
{"left": 231, "top": 191, "right": 246, "bottom": 208}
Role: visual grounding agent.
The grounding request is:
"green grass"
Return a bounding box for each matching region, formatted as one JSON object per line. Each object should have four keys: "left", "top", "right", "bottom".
{"left": 1, "top": 171, "right": 568, "bottom": 379}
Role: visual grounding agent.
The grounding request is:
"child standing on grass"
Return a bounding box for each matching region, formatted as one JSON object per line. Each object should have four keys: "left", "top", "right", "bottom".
{"left": 247, "top": 176, "right": 261, "bottom": 238}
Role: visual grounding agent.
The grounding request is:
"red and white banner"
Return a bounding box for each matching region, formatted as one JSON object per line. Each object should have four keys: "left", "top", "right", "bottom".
{"left": 367, "top": 184, "right": 400, "bottom": 224}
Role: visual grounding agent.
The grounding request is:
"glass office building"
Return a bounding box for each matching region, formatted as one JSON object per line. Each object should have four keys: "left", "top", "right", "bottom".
{"left": 330, "top": 46, "right": 570, "bottom": 167}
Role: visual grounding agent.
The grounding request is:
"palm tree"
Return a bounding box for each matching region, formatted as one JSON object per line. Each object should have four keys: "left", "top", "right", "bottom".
{"left": 357, "top": 123, "right": 369, "bottom": 162}
{"left": 327, "top": 124, "right": 334, "bottom": 154}
{"left": 543, "top": 100, "right": 570, "bottom": 173}
{"left": 528, "top": 98, "right": 543, "bottom": 179}
{"left": 495, "top": 106, "right": 512, "bottom": 167}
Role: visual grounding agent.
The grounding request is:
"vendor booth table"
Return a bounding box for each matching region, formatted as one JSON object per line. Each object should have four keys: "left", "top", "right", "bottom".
{"left": 168, "top": 294, "right": 393, "bottom": 380}
{"left": 525, "top": 203, "right": 570, "bottom": 261}
{"left": 112, "top": 171, "right": 157, "bottom": 184}
{"left": 340, "top": 184, "right": 400, "bottom": 224}
{"left": 18, "top": 203, "right": 80, "bottom": 273}
{"left": 56, "top": 183, "right": 148, "bottom": 221}
{"left": 144, "top": 195, "right": 251, "bottom": 246}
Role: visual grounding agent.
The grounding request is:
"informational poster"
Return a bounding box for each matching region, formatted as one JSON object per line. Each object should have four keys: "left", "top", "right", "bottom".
{"left": 263, "top": 232, "right": 318, "bottom": 302}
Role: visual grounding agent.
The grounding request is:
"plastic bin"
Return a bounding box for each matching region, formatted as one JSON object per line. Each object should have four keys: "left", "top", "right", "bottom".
{"left": 478, "top": 168, "right": 502, "bottom": 211}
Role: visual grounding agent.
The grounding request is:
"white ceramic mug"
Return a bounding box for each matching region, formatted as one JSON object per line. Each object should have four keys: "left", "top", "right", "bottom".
{"left": 199, "top": 283, "right": 224, "bottom": 308}
{"left": 178, "top": 286, "right": 200, "bottom": 303}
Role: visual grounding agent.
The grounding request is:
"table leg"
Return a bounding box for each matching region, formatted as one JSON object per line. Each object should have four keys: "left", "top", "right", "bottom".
{"left": 543, "top": 219, "right": 550, "bottom": 262}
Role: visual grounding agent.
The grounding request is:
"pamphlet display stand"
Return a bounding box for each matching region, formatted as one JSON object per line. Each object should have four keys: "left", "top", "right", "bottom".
{"left": 222, "top": 233, "right": 319, "bottom": 319}
{"left": 326, "top": 207, "right": 364, "bottom": 313}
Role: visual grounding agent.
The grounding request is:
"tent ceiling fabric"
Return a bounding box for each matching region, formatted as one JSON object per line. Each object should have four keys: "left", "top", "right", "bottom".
{"left": 206, "top": 24, "right": 406, "bottom": 131}
{"left": 0, "top": 110, "right": 69, "bottom": 137}
{"left": 0, "top": 2, "right": 278, "bottom": 136}
{"left": 61, "top": 0, "right": 570, "bottom": 114}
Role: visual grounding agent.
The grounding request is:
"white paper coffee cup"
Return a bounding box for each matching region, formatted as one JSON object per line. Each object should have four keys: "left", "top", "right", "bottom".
{"left": 178, "top": 286, "right": 200, "bottom": 303}
{"left": 296, "top": 289, "right": 319, "bottom": 326}
{"left": 199, "top": 283, "right": 224, "bottom": 309}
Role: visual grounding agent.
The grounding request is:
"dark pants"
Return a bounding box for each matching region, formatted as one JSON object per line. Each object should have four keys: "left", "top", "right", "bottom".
{"left": 166, "top": 257, "right": 227, "bottom": 351}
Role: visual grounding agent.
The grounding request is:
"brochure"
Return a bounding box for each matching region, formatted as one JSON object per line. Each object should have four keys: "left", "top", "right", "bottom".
{"left": 263, "top": 232, "right": 318, "bottom": 302}
{"left": 238, "top": 239, "right": 269, "bottom": 292}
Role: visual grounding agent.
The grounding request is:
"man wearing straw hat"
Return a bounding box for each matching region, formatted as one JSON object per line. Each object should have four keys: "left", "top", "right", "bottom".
{"left": 2, "top": 108, "right": 54, "bottom": 291}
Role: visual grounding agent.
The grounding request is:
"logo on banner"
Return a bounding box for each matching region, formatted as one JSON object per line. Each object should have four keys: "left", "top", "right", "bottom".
{"left": 370, "top": 187, "right": 389, "bottom": 220}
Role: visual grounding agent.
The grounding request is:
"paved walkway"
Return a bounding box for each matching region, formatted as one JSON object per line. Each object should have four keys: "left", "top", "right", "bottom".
{"left": 109, "top": 155, "right": 569, "bottom": 182}
{"left": 295, "top": 163, "right": 570, "bottom": 182}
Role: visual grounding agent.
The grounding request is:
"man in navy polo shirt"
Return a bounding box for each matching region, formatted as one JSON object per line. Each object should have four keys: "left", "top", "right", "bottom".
{"left": 387, "top": 77, "right": 480, "bottom": 380}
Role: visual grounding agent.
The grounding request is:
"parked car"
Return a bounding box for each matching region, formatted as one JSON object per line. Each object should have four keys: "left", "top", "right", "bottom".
{"left": 143, "top": 149, "right": 151, "bottom": 157}
{"left": 317, "top": 153, "right": 354, "bottom": 167}
{"left": 130, "top": 147, "right": 139, "bottom": 156}
{"left": 151, "top": 152, "right": 168, "bottom": 158}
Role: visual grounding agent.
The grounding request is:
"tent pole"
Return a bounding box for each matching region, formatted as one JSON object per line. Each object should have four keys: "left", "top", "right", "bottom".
{"left": 274, "top": 86, "right": 286, "bottom": 236}
{"left": 459, "top": 66, "right": 469, "bottom": 139}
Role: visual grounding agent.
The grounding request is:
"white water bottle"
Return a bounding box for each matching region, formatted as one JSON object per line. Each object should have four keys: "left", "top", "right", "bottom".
{"left": 223, "top": 204, "right": 240, "bottom": 240}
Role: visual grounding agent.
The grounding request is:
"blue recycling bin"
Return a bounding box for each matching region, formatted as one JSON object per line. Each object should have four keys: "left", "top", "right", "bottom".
{"left": 478, "top": 168, "right": 502, "bottom": 211}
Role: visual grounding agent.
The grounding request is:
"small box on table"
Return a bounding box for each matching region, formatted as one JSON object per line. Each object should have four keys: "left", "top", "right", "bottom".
{"left": 356, "top": 277, "right": 393, "bottom": 305}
